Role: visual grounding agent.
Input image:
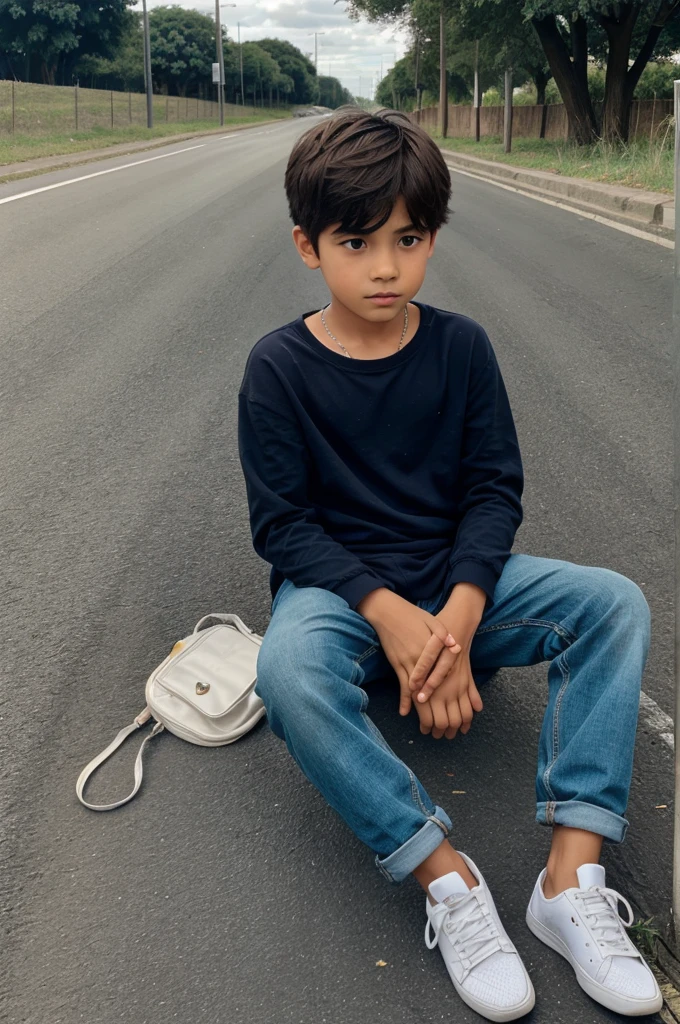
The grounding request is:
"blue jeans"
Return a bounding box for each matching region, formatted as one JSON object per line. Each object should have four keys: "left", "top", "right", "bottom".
{"left": 254, "top": 554, "right": 650, "bottom": 884}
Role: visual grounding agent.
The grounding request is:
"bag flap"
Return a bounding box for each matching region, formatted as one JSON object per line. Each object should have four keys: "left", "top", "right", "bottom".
{"left": 152, "top": 625, "right": 260, "bottom": 718}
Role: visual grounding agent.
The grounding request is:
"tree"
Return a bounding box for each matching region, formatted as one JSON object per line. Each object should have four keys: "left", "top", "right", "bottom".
{"left": 148, "top": 5, "right": 215, "bottom": 98}
{"left": 0, "top": 0, "right": 132, "bottom": 85}
{"left": 347, "top": 0, "right": 680, "bottom": 142}
{"left": 317, "top": 74, "right": 354, "bottom": 107}
{"left": 494, "top": 1, "right": 680, "bottom": 142}
{"left": 75, "top": 9, "right": 143, "bottom": 91}
{"left": 231, "top": 41, "right": 280, "bottom": 105}
{"left": 256, "top": 37, "right": 319, "bottom": 104}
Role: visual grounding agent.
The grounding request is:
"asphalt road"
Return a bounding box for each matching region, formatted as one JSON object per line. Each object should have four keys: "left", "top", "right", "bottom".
{"left": 1, "top": 118, "right": 674, "bottom": 1024}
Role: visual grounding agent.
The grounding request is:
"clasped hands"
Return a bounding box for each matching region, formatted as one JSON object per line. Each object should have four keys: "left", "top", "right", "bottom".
{"left": 363, "top": 586, "right": 486, "bottom": 741}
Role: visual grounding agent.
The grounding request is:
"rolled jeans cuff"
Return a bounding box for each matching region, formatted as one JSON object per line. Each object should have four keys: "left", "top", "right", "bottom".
{"left": 374, "top": 805, "right": 453, "bottom": 884}
{"left": 536, "top": 800, "right": 629, "bottom": 843}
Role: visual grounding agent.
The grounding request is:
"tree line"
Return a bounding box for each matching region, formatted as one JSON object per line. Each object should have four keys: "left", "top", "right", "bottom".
{"left": 0, "top": 0, "right": 355, "bottom": 108}
{"left": 350, "top": 0, "right": 680, "bottom": 143}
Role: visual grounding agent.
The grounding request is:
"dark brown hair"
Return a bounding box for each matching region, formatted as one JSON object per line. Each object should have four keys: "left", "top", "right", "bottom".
{"left": 284, "top": 106, "right": 451, "bottom": 252}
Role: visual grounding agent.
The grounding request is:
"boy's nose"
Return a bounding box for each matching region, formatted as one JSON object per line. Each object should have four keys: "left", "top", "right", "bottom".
{"left": 369, "top": 261, "right": 398, "bottom": 282}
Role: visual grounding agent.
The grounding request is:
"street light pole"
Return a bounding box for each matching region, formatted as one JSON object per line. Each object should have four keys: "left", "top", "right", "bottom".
{"left": 216, "top": 2, "right": 236, "bottom": 124}
{"left": 215, "top": 0, "right": 225, "bottom": 125}
{"left": 238, "top": 22, "right": 245, "bottom": 106}
{"left": 142, "top": 0, "right": 153, "bottom": 128}
{"left": 308, "top": 31, "right": 325, "bottom": 72}
{"left": 672, "top": 78, "right": 680, "bottom": 947}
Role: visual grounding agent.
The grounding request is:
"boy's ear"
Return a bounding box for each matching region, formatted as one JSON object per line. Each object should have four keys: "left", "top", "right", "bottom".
{"left": 292, "top": 226, "right": 321, "bottom": 269}
{"left": 428, "top": 230, "right": 438, "bottom": 258}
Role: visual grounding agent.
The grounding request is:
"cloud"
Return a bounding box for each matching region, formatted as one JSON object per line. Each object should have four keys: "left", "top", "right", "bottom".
{"left": 133, "top": 0, "right": 409, "bottom": 96}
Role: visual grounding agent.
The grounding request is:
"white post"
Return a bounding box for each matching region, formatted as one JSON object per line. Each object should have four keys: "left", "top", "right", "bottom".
{"left": 672, "top": 79, "right": 680, "bottom": 946}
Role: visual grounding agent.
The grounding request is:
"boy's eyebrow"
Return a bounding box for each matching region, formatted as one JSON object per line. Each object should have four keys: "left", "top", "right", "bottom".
{"left": 331, "top": 223, "right": 419, "bottom": 237}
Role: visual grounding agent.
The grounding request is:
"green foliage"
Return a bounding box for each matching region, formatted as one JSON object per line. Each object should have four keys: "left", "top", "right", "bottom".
{"left": 257, "top": 38, "right": 319, "bottom": 105}
{"left": 147, "top": 6, "right": 215, "bottom": 98}
{"left": 0, "top": 0, "right": 132, "bottom": 84}
{"left": 75, "top": 11, "right": 143, "bottom": 92}
{"left": 317, "top": 75, "right": 354, "bottom": 108}
{"left": 634, "top": 60, "right": 678, "bottom": 99}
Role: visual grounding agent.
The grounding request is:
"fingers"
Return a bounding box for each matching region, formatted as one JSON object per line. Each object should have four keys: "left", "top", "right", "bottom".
{"left": 409, "top": 631, "right": 461, "bottom": 694}
{"left": 414, "top": 646, "right": 460, "bottom": 704}
{"left": 469, "top": 678, "right": 484, "bottom": 713}
{"left": 457, "top": 692, "right": 474, "bottom": 735}
{"left": 398, "top": 670, "right": 413, "bottom": 717}
{"left": 416, "top": 696, "right": 434, "bottom": 734}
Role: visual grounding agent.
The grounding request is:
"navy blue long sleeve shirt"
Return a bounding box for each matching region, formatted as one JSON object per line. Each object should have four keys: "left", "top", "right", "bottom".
{"left": 237, "top": 301, "right": 523, "bottom": 612}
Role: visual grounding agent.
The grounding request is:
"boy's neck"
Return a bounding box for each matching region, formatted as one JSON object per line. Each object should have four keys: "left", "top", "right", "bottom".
{"left": 305, "top": 299, "right": 419, "bottom": 359}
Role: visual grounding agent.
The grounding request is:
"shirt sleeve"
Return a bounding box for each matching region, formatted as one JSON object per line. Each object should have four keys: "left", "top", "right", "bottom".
{"left": 238, "top": 393, "right": 395, "bottom": 610}
{"left": 446, "top": 327, "right": 524, "bottom": 607}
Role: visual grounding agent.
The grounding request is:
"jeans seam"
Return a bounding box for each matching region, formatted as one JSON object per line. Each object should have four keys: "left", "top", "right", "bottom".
{"left": 543, "top": 648, "right": 570, "bottom": 803}
{"left": 475, "top": 617, "right": 578, "bottom": 644}
{"left": 355, "top": 671, "right": 433, "bottom": 821}
{"left": 356, "top": 644, "right": 378, "bottom": 665}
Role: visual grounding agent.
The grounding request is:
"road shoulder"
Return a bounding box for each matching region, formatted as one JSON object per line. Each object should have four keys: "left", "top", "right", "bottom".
{"left": 440, "top": 147, "right": 674, "bottom": 243}
{"left": 0, "top": 118, "right": 286, "bottom": 185}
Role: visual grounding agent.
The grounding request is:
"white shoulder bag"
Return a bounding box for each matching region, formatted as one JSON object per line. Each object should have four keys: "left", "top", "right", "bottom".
{"left": 76, "top": 613, "right": 265, "bottom": 811}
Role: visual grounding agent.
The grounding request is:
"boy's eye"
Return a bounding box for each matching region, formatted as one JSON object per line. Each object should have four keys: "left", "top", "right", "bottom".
{"left": 342, "top": 238, "right": 366, "bottom": 251}
{"left": 400, "top": 235, "right": 422, "bottom": 247}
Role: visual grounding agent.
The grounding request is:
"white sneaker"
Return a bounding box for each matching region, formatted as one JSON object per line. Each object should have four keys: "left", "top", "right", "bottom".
{"left": 526, "top": 864, "right": 663, "bottom": 1016}
{"left": 424, "top": 852, "right": 535, "bottom": 1022}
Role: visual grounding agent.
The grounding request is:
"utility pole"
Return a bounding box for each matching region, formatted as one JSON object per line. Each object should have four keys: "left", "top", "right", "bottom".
{"left": 414, "top": 30, "right": 420, "bottom": 114}
{"left": 142, "top": 0, "right": 153, "bottom": 128}
{"left": 439, "top": 4, "right": 447, "bottom": 137}
{"left": 504, "top": 67, "right": 513, "bottom": 153}
{"left": 672, "top": 78, "right": 680, "bottom": 947}
{"left": 474, "top": 38, "right": 480, "bottom": 142}
{"left": 215, "top": 0, "right": 224, "bottom": 125}
{"left": 216, "top": 3, "right": 236, "bottom": 124}
{"left": 238, "top": 22, "right": 245, "bottom": 105}
{"left": 308, "top": 31, "right": 325, "bottom": 71}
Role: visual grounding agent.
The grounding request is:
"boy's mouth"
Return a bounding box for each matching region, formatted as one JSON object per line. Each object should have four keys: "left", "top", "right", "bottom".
{"left": 367, "top": 293, "right": 401, "bottom": 305}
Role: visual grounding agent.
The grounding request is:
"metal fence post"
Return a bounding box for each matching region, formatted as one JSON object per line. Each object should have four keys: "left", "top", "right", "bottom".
{"left": 166, "top": 95, "right": 169, "bottom": 122}
{"left": 11, "top": 79, "right": 15, "bottom": 133}
{"left": 673, "top": 79, "right": 680, "bottom": 949}
{"left": 128, "top": 90, "right": 132, "bottom": 123}
{"left": 75, "top": 83, "right": 78, "bottom": 130}
{"left": 110, "top": 90, "right": 114, "bottom": 128}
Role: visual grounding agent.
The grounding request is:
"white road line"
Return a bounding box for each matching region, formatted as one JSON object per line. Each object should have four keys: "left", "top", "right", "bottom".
{"left": 447, "top": 165, "right": 674, "bottom": 249}
{"left": 0, "top": 143, "right": 206, "bottom": 206}
{"left": 639, "top": 691, "right": 675, "bottom": 750}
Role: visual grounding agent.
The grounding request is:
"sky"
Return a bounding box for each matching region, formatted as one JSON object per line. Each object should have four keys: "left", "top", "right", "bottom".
{"left": 133, "top": 0, "right": 409, "bottom": 99}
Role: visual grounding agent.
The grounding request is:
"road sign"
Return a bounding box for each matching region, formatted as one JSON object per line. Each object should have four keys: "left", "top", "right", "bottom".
{"left": 212, "top": 62, "right": 222, "bottom": 85}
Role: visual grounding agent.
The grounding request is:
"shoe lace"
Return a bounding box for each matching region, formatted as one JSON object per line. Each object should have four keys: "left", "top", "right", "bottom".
{"left": 578, "top": 885, "right": 637, "bottom": 958}
{"left": 425, "top": 891, "right": 501, "bottom": 970}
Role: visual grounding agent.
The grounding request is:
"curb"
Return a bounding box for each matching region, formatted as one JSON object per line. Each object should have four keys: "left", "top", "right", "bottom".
{"left": 0, "top": 118, "right": 286, "bottom": 184}
{"left": 439, "top": 148, "right": 674, "bottom": 243}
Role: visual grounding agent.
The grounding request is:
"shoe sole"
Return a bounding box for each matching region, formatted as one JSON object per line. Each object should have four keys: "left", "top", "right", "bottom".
{"left": 526, "top": 905, "right": 663, "bottom": 1017}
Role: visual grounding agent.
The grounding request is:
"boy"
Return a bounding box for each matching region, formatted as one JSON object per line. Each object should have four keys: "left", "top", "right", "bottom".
{"left": 237, "top": 108, "right": 662, "bottom": 1021}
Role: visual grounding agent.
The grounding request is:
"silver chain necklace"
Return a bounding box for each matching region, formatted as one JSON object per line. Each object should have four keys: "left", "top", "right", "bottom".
{"left": 320, "top": 304, "right": 408, "bottom": 359}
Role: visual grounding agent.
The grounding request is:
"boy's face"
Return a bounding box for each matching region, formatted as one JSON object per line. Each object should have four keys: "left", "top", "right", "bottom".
{"left": 293, "top": 196, "right": 437, "bottom": 323}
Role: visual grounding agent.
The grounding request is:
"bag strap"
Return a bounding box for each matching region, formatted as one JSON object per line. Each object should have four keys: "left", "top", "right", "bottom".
{"left": 193, "top": 612, "right": 255, "bottom": 637}
{"left": 76, "top": 707, "right": 164, "bottom": 811}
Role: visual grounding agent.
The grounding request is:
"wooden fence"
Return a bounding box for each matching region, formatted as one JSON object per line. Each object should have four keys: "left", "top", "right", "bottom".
{"left": 411, "top": 97, "right": 673, "bottom": 142}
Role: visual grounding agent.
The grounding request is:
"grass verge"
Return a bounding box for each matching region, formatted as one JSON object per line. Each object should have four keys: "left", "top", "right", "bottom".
{"left": 0, "top": 113, "right": 290, "bottom": 167}
{"left": 436, "top": 131, "right": 673, "bottom": 194}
